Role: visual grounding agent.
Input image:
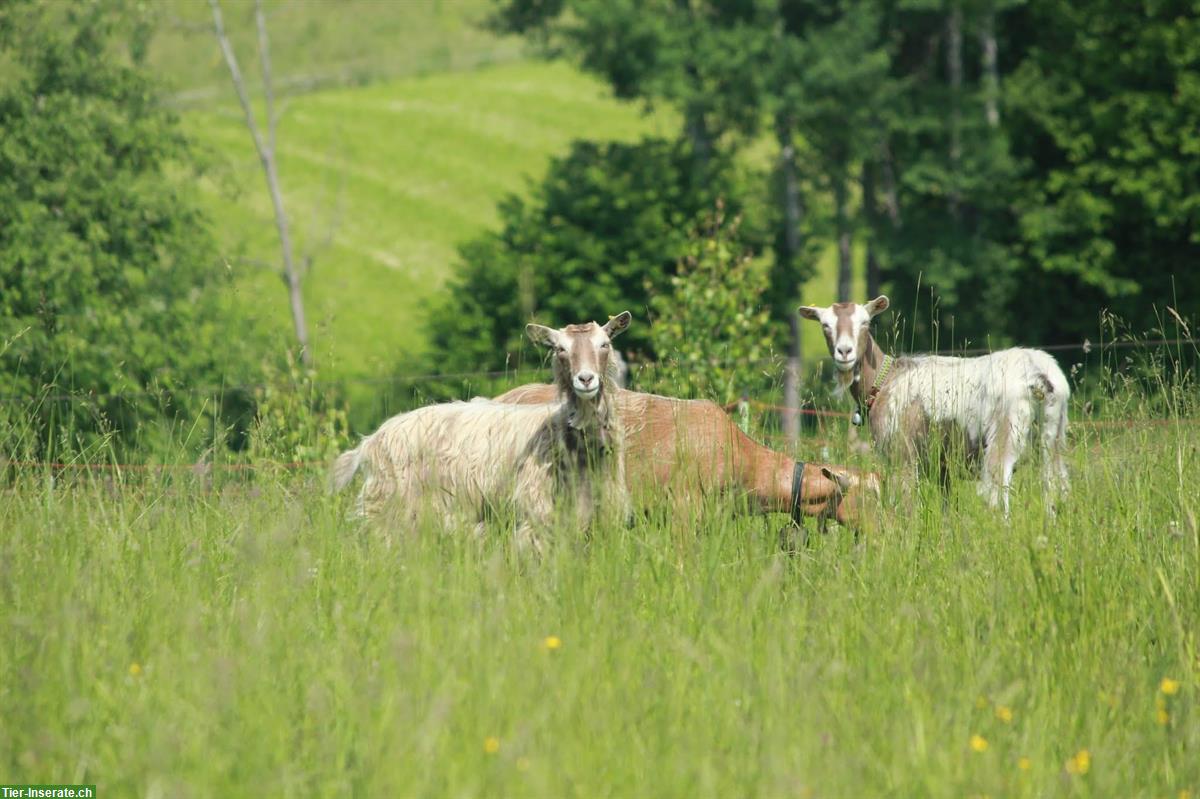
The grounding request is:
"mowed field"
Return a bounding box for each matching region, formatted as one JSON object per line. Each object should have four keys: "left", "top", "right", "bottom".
{"left": 183, "top": 60, "right": 672, "bottom": 383}
{"left": 2, "top": 408, "right": 1197, "bottom": 795}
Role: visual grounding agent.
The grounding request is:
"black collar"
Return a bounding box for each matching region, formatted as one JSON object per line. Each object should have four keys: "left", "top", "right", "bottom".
{"left": 790, "top": 460, "right": 807, "bottom": 525}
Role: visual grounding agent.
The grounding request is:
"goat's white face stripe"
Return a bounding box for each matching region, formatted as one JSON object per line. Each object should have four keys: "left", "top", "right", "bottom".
{"left": 561, "top": 328, "right": 612, "bottom": 398}
{"left": 811, "top": 304, "right": 870, "bottom": 371}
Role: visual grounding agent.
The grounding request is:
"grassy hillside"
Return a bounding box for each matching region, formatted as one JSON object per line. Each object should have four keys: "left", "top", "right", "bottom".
{"left": 160, "top": 0, "right": 850, "bottom": 390}
{"left": 184, "top": 60, "right": 673, "bottom": 380}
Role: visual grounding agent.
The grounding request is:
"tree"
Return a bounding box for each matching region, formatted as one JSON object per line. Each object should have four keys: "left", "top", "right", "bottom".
{"left": 493, "top": 0, "right": 871, "bottom": 441}
{"left": 774, "top": 0, "right": 897, "bottom": 304}
{"left": 424, "top": 139, "right": 768, "bottom": 378}
{"left": 647, "top": 202, "right": 776, "bottom": 404}
{"left": 0, "top": 0, "right": 261, "bottom": 455}
{"left": 868, "top": 0, "right": 1023, "bottom": 348}
{"left": 209, "top": 0, "right": 312, "bottom": 365}
{"left": 1004, "top": 0, "right": 1200, "bottom": 342}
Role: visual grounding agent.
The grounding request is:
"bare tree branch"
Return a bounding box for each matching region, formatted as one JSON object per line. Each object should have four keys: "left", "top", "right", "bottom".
{"left": 208, "top": 0, "right": 312, "bottom": 365}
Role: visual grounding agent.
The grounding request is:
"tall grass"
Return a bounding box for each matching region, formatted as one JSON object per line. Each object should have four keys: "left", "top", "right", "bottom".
{"left": 2, "top": 376, "right": 1197, "bottom": 797}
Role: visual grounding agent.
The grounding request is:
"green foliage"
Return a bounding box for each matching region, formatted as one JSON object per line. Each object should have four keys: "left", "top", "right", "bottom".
{"left": 1004, "top": 0, "right": 1200, "bottom": 343}
{"left": 858, "top": 2, "right": 1023, "bottom": 347}
{"left": 497, "top": 0, "right": 1200, "bottom": 352}
{"left": 0, "top": 0, "right": 261, "bottom": 456}
{"left": 246, "top": 351, "right": 350, "bottom": 468}
{"left": 647, "top": 202, "right": 777, "bottom": 403}
{"left": 424, "top": 138, "right": 769, "bottom": 378}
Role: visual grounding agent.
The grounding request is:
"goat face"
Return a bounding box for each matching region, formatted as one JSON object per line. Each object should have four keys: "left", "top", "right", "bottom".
{"left": 822, "top": 466, "right": 883, "bottom": 532}
{"left": 526, "top": 312, "right": 632, "bottom": 400}
{"left": 798, "top": 296, "right": 889, "bottom": 372}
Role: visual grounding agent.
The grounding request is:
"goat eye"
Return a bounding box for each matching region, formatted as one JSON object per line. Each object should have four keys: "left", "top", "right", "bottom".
{"left": 600, "top": 342, "right": 610, "bottom": 350}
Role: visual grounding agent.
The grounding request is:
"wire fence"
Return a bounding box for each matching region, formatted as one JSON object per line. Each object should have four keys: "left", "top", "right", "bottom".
{"left": 2, "top": 334, "right": 1195, "bottom": 476}
{"left": 1, "top": 336, "right": 1196, "bottom": 407}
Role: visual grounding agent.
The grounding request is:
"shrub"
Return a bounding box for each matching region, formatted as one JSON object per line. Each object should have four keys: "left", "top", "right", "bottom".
{"left": 645, "top": 202, "right": 778, "bottom": 404}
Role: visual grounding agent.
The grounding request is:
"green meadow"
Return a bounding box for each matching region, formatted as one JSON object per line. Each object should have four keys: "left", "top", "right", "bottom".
{"left": 2, "top": 402, "right": 1196, "bottom": 796}
{"left": 183, "top": 59, "right": 673, "bottom": 382}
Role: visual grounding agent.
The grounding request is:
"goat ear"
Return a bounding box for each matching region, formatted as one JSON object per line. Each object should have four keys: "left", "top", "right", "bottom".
{"left": 865, "top": 295, "right": 890, "bottom": 317}
{"left": 820, "top": 466, "right": 853, "bottom": 494}
{"left": 797, "top": 305, "right": 822, "bottom": 322}
{"left": 526, "top": 323, "right": 561, "bottom": 348}
{"left": 602, "top": 311, "right": 632, "bottom": 339}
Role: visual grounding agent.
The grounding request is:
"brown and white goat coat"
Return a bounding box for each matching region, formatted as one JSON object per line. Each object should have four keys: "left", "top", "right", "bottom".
{"left": 494, "top": 384, "right": 881, "bottom": 532}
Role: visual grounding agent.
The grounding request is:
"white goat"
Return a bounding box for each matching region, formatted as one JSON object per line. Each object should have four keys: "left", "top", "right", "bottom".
{"left": 331, "top": 313, "right": 632, "bottom": 551}
{"left": 799, "top": 296, "right": 1069, "bottom": 513}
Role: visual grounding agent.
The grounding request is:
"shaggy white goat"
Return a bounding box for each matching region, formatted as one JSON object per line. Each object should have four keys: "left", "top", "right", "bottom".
{"left": 331, "top": 312, "right": 632, "bottom": 551}
{"left": 799, "top": 296, "right": 1069, "bottom": 513}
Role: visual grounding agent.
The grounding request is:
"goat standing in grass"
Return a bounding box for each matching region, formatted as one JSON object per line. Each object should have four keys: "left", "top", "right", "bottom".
{"left": 495, "top": 384, "right": 881, "bottom": 536}
{"left": 331, "top": 313, "right": 632, "bottom": 552}
{"left": 799, "top": 295, "right": 1069, "bottom": 514}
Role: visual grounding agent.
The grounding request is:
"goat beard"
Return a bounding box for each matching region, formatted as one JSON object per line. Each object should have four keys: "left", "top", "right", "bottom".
{"left": 832, "top": 366, "right": 857, "bottom": 398}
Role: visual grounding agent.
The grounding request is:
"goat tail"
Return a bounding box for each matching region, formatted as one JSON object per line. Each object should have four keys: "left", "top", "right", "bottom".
{"left": 1033, "top": 364, "right": 1070, "bottom": 496}
{"left": 330, "top": 442, "right": 365, "bottom": 493}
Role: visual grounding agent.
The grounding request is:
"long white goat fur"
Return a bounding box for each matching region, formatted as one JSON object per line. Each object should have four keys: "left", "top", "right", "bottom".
{"left": 873, "top": 347, "right": 1069, "bottom": 501}
{"left": 334, "top": 401, "right": 559, "bottom": 522}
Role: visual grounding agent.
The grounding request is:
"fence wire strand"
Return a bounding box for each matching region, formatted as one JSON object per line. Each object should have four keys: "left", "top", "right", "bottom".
{"left": 2, "top": 336, "right": 1195, "bottom": 406}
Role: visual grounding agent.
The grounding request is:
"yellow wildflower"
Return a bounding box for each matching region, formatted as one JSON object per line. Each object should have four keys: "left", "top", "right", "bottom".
{"left": 543, "top": 635, "right": 562, "bottom": 651}
{"left": 1017, "top": 757, "right": 1032, "bottom": 771}
{"left": 1065, "top": 749, "right": 1090, "bottom": 775}
{"left": 1160, "top": 677, "right": 1181, "bottom": 696}
{"left": 128, "top": 662, "right": 142, "bottom": 677}
{"left": 995, "top": 705, "right": 1013, "bottom": 723}
{"left": 970, "top": 734, "right": 989, "bottom": 753}
{"left": 1157, "top": 707, "right": 1170, "bottom": 725}
{"left": 484, "top": 736, "right": 500, "bottom": 754}
{"left": 1179, "top": 790, "right": 1191, "bottom": 799}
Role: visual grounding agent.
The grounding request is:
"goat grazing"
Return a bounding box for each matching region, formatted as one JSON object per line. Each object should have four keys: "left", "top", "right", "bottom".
{"left": 494, "top": 383, "right": 881, "bottom": 535}
{"left": 798, "top": 295, "right": 1069, "bottom": 513}
{"left": 331, "top": 312, "right": 633, "bottom": 552}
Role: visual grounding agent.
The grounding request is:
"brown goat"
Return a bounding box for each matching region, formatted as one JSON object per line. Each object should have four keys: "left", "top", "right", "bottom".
{"left": 493, "top": 384, "right": 880, "bottom": 534}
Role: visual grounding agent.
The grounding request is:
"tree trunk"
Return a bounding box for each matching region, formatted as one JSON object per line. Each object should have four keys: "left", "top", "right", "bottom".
{"left": 881, "top": 139, "right": 902, "bottom": 229}
{"left": 946, "top": 3, "right": 963, "bottom": 217}
{"left": 862, "top": 161, "right": 882, "bottom": 300}
{"left": 777, "top": 121, "right": 804, "bottom": 444}
{"left": 210, "top": 0, "right": 312, "bottom": 365}
{"left": 980, "top": 9, "right": 1000, "bottom": 127}
{"left": 684, "top": 103, "right": 711, "bottom": 171}
{"left": 834, "top": 170, "right": 852, "bottom": 302}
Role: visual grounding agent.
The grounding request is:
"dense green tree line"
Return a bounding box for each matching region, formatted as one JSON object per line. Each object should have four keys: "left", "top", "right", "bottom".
{"left": 430, "top": 0, "right": 1199, "bottom": 374}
